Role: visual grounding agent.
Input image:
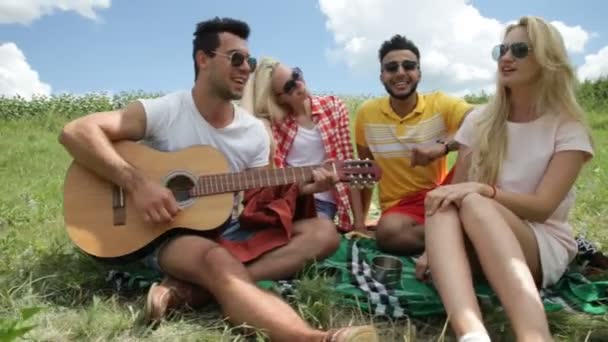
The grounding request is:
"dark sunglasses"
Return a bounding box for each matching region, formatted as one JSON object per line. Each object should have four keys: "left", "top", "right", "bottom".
{"left": 212, "top": 51, "right": 257, "bottom": 73}
{"left": 278, "top": 67, "right": 303, "bottom": 95}
{"left": 383, "top": 60, "right": 418, "bottom": 73}
{"left": 492, "top": 42, "right": 532, "bottom": 61}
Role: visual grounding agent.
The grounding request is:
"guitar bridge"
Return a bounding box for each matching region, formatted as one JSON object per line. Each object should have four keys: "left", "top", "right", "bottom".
{"left": 112, "top": 185, "right": 126, "bottom": 226}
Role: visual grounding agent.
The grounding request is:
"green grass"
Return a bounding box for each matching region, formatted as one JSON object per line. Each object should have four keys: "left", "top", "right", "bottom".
{"left": 1, "top": 97, "right": 607, "bottom": 341}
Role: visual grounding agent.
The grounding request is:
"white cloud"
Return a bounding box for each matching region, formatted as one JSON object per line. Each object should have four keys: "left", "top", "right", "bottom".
{"left": 578, "top": 46, "right": 608, "bottom": 81}
{"left": 0, "top": 42, "right": 51, "bottom": 99}
{"left": 0, "top": 0, "right": 111, "bottom": 25}
{"left": 550, "top": 21, "right": 589, "bottom": 53}
{"left": 319, "top": 0, "right": 591, "bottom": 95}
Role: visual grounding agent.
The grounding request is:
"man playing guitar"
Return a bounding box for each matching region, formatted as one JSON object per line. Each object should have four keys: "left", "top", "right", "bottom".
{"left": 59, "top": 16, "right": 378, "bottom": 342}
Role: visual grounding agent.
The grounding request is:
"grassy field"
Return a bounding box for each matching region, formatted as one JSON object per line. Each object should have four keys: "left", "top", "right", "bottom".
{"left": 0, "top": 92, "right": 607, "bottom": 341}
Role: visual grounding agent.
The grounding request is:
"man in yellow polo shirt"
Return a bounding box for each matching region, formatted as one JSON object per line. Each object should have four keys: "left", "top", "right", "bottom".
{"left": 355, "top": 34, "right": 473, "bottom": 255}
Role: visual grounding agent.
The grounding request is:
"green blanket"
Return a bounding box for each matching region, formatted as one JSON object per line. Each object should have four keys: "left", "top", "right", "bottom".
{"left": 261, "top": 236, "right": 608, "bottom": 318}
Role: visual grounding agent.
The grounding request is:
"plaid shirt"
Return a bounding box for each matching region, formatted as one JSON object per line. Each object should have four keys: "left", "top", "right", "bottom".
{"left": 272, "top": 95, "right": 355, "bottom": 231}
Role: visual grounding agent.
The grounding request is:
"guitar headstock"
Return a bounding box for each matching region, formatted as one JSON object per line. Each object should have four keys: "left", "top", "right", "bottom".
{"left": 331, "top": 159, "right": 382, "bottom": 189}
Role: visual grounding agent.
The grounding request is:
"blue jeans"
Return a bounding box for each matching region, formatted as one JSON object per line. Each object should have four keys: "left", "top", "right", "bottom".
{"left": 315, "top": 199, "right": 337, "bottom": 220}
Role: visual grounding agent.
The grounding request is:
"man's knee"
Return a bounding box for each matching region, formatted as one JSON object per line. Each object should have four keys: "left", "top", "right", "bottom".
{"left": 375, "top": 214, "right": 423, "bottom": 252}
{"left": 376, "top": 214, "right": 417, "bottom": 239}
{"left": 312, "top": 218, "right": 341, "bottom": 258}
{"left": 296, "top": 218, "right": 340, "bottom": 259}
{"left": 160, "top": 236, "right": 237, "bottom": 278}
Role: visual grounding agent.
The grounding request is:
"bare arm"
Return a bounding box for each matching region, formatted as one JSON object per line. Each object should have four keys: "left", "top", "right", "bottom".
{"left": 434, "top": 107, "right": 476, "bottom": 157}
{"left": 348, "top": 188, "right": 365, "bottom": 230}
{"left": 490, "top": 151, "right": 588, "bottom": 222}
{"left": 445, "top": 147, "right": 587, "bottom": 222}
{"left": 419, "top": 103, "right": 475, "bottom": 164}
{"left": 59, "top": 101, "right": 179, "bottom": 223}
{"left": 410, "top": 132, "right": 463, "bottom": 167}
{"left": 59, "top": 101, "right": 147, "bottom": 191}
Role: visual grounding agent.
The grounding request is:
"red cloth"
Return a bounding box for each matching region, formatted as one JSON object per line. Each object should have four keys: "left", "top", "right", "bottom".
{"left": 217, "top": 184, "right": 316, "bottom": 263}
{"left": 380, "top": 168, "right": 456, "bottom": 225}
{"left": 382, "top": 191, "right": 427, "bottom": 224}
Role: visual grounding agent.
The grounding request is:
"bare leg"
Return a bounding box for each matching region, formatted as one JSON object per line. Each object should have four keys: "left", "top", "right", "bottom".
{"left": 459, "top": 194, "right": 550, "bottom": 341}
{"left": 375, "top": 213, "right": 424, "bottom": 255}
{"left": 158, "top": 235, "right": 327, "bottom": 342}
{"left": 247, "top": 217, "right": 340, "bottom": 280}
{"left": 149, "top": 217, "right": 340, "bottom": 315}
{"left": 425, "top": 205, "right": 487, "bottom": 337}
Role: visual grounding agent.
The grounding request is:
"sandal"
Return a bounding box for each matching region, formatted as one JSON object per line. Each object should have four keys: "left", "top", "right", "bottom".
{"left": 324, "top": 325, "right": 379, "bottom": 342}
{"left": 141, "top": 276, "right": 211, "bottom": 326}
{"left": 141, "top": 282, "right": 174, "bottom": 326}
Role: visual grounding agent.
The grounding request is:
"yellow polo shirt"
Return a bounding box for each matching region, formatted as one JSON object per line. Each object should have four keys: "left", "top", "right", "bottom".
{"left": 355, "top": 92, "right": 472, "bottom": 211}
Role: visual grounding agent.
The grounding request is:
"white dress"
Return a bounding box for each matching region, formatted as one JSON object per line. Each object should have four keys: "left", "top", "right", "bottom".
{"left": 455, "top": 107, "right": 594, "bottom": 287}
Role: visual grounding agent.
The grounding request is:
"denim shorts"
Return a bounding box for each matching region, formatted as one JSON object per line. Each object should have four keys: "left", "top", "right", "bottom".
{"left": 141, "top": 218, "right": 249, "bottom": 275}
{"left": 315, "top": 199, "right": 337, "bottom": 221}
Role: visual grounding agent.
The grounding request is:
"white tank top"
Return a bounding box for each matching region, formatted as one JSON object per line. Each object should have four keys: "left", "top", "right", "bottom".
{"left": 285, "top": 125, "right": 335, "bottom": 203}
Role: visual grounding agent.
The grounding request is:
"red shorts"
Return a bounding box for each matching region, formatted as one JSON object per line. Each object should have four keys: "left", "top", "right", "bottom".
{"left": 381, "top": 169, "right": 455, "bottom": 225}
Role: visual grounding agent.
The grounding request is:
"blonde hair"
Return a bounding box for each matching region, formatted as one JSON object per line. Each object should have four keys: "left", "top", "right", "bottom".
{"left": 241, "top": 57, "right": 289, "bottom": 123}
{"left": 240, "top": 57, "right": 284, "bottom": 166}
{"left": 469, "top": 16, "right": 591, "bottom": 184}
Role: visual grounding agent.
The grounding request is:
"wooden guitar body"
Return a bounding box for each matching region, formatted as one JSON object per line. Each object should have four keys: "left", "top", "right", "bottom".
{"left": 64, "top": 142, "right": 233, "bottom": 262}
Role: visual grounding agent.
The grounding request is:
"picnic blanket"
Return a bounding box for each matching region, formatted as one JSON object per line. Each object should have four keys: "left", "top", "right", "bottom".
{"left": 106, "top": 236, "right": 608, "bottom": 318}
{"left": 272, "top": 235, "right": 607, "bottom": 318}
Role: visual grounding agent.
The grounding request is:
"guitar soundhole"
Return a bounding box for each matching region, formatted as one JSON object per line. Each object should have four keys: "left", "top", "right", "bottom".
{"left": 165, "top": 173, "right": 196, "bottom": 207}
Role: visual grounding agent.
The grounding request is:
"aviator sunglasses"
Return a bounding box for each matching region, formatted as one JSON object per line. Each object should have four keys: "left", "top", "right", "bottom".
{"left": 277, "top": 67, "right": 303, "bottom": 95}
{"left": 492, "top": 42, "right": 533, "bottom": 61}
{"left": 212, "top": 50, "right": 257, "bottom": 73}
{"left": 383, "top": 60, "right": 418, "bottom": 73}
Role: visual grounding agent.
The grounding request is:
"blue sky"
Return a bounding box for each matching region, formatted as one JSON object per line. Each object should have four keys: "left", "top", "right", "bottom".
{"left": 1, "top": 0, "right": 607, "bottom": 99}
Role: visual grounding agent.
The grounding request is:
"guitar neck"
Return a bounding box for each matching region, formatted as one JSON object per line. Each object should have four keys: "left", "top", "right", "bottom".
{"left": 188, "top": 164, "right": 329, "bottom": 197}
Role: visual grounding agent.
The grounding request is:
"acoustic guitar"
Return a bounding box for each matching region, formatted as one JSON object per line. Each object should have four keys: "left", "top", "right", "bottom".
{"left": 63, "top": 141, "right": 381, "bottom": 263}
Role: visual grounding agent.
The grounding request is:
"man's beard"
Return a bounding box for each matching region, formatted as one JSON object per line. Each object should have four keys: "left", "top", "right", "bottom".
{"left": 216, "top": 86, "right": 241, "bottom": 101}
{"left": 383, "top": 80, "right": 418, "bottom": 100}
{"left": 210, "top": 74, "right": 243, "bottom": 101}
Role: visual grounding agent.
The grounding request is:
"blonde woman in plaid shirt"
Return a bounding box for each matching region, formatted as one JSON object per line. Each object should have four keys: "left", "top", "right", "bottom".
{"left": 242, "top": 57, "right": 366, "bottom": 232}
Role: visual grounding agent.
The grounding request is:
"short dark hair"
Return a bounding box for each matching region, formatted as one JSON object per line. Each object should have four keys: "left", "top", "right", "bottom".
{"left": 378, "top": 34, "right": 420, "bottom": 63}
{"left": 192, "top": 17, "right": 250, "bottom": 79}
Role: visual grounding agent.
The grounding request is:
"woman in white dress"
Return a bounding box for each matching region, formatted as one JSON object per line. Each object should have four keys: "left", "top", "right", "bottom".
{"left": 416, "top": 16, "right": 594, "bottom": 342}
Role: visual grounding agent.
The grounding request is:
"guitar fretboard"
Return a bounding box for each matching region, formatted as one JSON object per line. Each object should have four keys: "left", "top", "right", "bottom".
{"left": 188, "top": 165, "right": 325, "bottom": 197}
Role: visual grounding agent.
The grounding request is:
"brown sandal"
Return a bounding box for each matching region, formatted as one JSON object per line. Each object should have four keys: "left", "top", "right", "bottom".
{"left": 141, "top": 282, "right": 174, "bottom": 326}
{"left": 324, "top": 325, "right": 379, "bottom": 342}
{"left": 141, "top": 276, "right": 212, "bottom": 326}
